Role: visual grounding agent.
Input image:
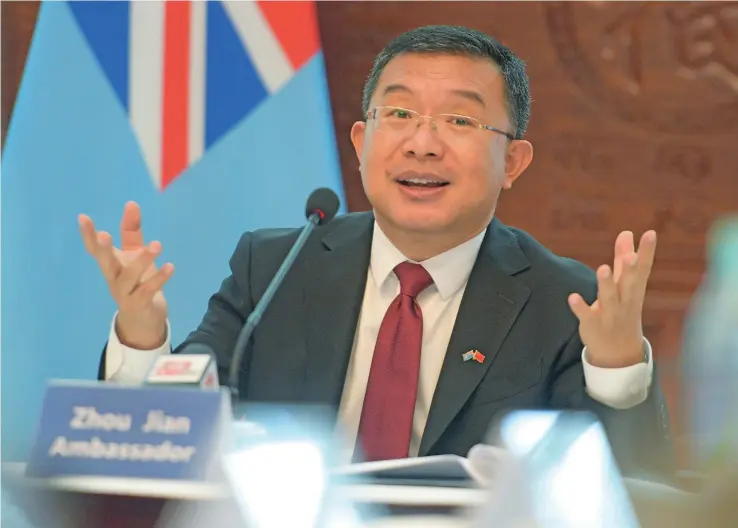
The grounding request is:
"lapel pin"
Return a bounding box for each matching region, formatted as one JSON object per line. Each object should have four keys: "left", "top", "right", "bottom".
{"left": 463, "top": 350, "right": 485, "bottom": 364}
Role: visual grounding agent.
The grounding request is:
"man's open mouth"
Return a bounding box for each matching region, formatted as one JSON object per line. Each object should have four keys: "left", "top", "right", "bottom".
{"left": 397, "top": 178, "right": 450, "bottom": 188}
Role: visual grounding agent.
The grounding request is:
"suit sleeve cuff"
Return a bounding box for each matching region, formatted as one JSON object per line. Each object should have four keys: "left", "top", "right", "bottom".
{"left": 582, "top": 337, "right": 654, "bottom": 410}
{"left": 104, "top": 312, "right": 171, "bottom": 383}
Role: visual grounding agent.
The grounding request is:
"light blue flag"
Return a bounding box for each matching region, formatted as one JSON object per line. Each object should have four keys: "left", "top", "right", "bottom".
{"left": 1, "top": 1, "right": 344, "bottom": 461}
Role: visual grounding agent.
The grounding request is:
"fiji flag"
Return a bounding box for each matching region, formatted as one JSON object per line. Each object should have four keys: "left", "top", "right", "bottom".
{"left": 1, "top": 1, "right": 344, "bottom": 461}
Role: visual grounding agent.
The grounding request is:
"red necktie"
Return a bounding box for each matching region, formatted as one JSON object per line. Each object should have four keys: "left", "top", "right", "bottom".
{"left": 356, "top": 262, "right": 434, "bottom": 461}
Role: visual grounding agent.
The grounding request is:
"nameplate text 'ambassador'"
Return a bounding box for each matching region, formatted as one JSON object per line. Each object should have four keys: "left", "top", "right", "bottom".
{"left": 25, "top": 383, "right": 228, "bottom": 481}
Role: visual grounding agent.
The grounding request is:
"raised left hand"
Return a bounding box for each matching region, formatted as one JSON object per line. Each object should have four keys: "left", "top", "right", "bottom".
{"left": 568, "top": 230, "right": 657, "bottom": 368}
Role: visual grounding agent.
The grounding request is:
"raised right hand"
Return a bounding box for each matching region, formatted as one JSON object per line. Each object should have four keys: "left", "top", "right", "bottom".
{"left": 79, "top": 201, "right": 174, "bottom": 349}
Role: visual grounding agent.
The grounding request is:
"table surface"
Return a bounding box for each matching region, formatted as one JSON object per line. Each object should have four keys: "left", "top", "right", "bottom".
{"left": 3, "top": 462, "right": 481, "bottom": 528}
{"left": 2, "top": 462, "right": 487, "bottom": 506}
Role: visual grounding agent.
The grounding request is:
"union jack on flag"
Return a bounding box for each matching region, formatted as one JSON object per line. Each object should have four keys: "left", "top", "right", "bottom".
{"left": 68, "top": 0, "right": 320, "bottom": 191}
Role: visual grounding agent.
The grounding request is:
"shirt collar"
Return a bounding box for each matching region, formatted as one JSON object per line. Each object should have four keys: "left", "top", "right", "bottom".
{"left": 370, "top": 221, "right": 487, "bottom": 300}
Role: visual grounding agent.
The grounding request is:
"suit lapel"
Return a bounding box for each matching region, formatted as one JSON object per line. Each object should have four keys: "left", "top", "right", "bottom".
{"left": 301, "top": 213, "right": 374, "bottom": 409}
{"left": 419, "top": 220, "right": 531, "bottom": 456}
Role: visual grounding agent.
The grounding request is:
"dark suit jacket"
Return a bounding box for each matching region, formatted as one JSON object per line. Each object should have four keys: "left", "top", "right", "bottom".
{"left": 99, "top": 212, "right": 674, "bottom": 479}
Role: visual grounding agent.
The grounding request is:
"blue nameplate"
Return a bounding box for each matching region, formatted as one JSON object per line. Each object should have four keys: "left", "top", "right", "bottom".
{"left": 25, "top": 381, "right": 229, "bottom": 481}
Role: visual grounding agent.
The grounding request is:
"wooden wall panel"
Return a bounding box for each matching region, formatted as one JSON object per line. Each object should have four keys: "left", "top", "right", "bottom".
{"left": 316, "top": 0, "right": 738, "bottom": 440}
{"left": 1, "top": 1, "right": 40, "bottom": 149}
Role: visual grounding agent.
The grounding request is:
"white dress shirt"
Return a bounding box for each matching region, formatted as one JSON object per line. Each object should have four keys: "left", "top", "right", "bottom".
{"left": 105, "top": 222, "right": 653, "bottom": 461}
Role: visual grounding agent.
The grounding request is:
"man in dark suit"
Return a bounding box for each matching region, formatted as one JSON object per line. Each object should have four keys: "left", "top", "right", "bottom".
{"left": 80, "top": 25, "right": 673, "bottom": 478}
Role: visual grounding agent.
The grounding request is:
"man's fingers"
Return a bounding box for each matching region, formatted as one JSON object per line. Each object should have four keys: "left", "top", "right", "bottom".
{"left": 596, "top": 264, "right": 618, "bottom": 310}
{"left": 115, "top": 242, "right": 162, "bottom": 295}
{"left": 629, "top": 230, "right": 657, "bottom": 303}
{"left": 80, "top": 206, "right": 171, "bottom": 312}
{"left": 120, "top": 201, "right": 145, "bottom": 251}
{"left": 131, "top": 263, "right": 174, "bottom": 302}
{"left": 95, "top": 231, "right": 122, "bottom": 280}
{"left": 79, "top": 214, "right": 126, "bottom": 284}
{"left": 79, "top": 214, "right": 101, "bottom": 256}
{"left": 637, "top": 230, "right": 657, "bottom": 274}
{"left": 613, "top": 253, "right": 626, "bottom": 285}
{"left": 568, "top": 293, "right": 593, "bottom": 323}
{"left": 618, "top": 252, "right": 641, "bottom": 304}
{"left": 613, "top": 231, "right": 634, "bottom": 282}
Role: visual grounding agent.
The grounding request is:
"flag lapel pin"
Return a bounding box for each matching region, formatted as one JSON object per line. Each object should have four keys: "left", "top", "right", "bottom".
{"left": 463, "top": 350, "right": 485, "bottom": 363}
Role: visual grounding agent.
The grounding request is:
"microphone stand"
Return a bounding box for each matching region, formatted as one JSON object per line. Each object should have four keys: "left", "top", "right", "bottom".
{"left": 227, "top": 212, "right": 321, "bottom": 407}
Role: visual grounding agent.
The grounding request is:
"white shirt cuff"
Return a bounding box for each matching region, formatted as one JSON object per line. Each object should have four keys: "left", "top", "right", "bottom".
{"left": 104, "top": 312, "right": 171, "bottom": 384}
{"left": 582, "top": 338, "right": 654, "bottom": 410}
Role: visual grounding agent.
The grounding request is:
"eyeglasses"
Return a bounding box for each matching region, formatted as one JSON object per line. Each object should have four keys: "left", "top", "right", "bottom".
{"left": 366, "top": 106, "right": 515, "bottom": 141}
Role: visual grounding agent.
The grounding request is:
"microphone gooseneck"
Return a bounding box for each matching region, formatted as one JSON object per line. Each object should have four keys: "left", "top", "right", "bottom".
{"left": 227, "top": 188, "right": 340, "bottom": 406}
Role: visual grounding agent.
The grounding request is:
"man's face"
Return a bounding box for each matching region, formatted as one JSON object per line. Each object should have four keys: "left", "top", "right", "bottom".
{"left": 351, "top": 53, "right": 533, "bottom": 241}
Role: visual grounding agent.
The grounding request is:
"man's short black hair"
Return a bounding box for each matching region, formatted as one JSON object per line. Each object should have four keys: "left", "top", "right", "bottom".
{"left": 362, "top": 25, "right": 531, "bottom": 139}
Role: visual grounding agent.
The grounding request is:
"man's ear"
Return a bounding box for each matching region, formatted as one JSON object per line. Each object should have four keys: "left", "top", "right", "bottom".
{"left": 350, "top": 120, "right": 367, "bottom": 163}
{"left": 502, "top": 140, "right": 533, "bottom": 189}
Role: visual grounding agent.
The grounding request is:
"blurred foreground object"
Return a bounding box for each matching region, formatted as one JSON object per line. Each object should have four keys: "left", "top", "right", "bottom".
{"left": 681, "top": 215, "right": 738, "bottom": 474}
{"left": 473, "top": 410, "right": 640, "bottom": 528}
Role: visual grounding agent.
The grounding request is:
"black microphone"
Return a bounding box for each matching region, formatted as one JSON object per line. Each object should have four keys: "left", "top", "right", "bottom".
{"left": 227, "top": 188, "right": 340, "bottom": 405}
